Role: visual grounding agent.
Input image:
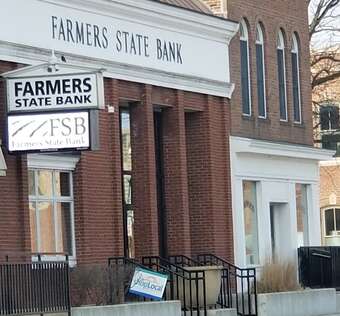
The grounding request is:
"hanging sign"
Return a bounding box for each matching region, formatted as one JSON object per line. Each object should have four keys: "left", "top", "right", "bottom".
{"left": 7, "top": 111, "right": 90, "bottom": 153}
{"left": 129, "top": 267, "right": 168, "bottom": 300}
{"left": 7, "top": 73, "right": 99, "bottom": 113}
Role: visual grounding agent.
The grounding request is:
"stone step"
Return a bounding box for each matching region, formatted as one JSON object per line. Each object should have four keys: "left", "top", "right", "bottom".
{"left": 207, "top": 308, "right": 237, "bottom": 316}
{"left": 182, "top": 309, "right": 237, "bottom": 316}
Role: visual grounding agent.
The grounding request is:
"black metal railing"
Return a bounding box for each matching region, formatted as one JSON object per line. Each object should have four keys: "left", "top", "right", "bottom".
{"left": 298, "top": 246, "right": 340, "bottom": 290}
{"left": 142, "top": 256, "right": 207, "bottom": 316}
{"left": 108, "top": 256, "right": 156, "bottom": 304}
{"left": 0, "top": 253, "right": 71, "bottom": 316}
{"left": 108, "top": 254, "right": 257, "bottom": 316}
{"left": 196, "top": 254, "right": 257, "bottom": 316}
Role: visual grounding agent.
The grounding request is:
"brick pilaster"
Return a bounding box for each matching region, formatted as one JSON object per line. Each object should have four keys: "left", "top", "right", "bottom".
{"left": 131, "top": 85, "right": 159, "bottom": 258}
{"left": 162, "top": 90, "right": 191, "bottom": 256}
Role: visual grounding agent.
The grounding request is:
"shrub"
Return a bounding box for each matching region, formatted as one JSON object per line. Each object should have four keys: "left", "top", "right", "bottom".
{"left": 256, "top": 261, "right": 301, "bottom": 294}
{"left": 70, "top": 263, "right": 137, "bottom": 307}
{"left": 70, "top": 264, "right": 110, "bottom": 307}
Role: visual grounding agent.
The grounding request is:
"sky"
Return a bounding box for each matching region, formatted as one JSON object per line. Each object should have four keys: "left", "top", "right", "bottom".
{"left": 309, "top": 0, "right": 340, "bottom": 49}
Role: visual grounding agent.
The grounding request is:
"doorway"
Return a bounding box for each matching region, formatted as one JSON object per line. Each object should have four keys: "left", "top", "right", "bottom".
{"left": 269, "top": 203, "right": 289, "bottom": 261}
{"left": 154, "top": 110, "right": 167, "bottom": 258}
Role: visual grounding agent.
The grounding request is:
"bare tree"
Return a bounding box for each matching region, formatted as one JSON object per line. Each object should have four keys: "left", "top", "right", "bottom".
{"left": 309, "top": 0, "right": 340, "bottom": 136}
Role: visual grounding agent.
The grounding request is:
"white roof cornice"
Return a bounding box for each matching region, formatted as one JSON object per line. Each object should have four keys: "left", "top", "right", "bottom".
{"left": 40, "top": 0, "right": 238, "bottom": 44}
{"left": 231, "top": 136, "right": 335, "bottom": 161}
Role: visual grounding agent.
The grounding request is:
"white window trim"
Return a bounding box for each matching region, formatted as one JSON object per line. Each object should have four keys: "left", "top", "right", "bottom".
{"left": 28, "top": 153, "right": 80, "bottom": 170}
{"left": 240, "top": 19, "right": 252, "bottom": 117}
{"left": 242, "top": 180, "right": 260, "bottom": 266}
{"left": 292, "top": 33, "right": 302, "bottom": 124}
{"left": 28, "top": 154, "right": 79, "bottom": 267}
{"left": 277, "top": 30, "right": 288, "bottom": 122}
{"left": 256, "top": 24, "right": 267, "bottom": 119}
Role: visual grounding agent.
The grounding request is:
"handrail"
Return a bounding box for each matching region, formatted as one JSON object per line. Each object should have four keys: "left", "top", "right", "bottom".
{"left": 0, "top": 252, "right": 70, "bottom": 263}
{"left": 142, "top": 256, "right": 208, "bottom": 316}
{"left": 196, "top": 254, "right": 257, "bottom": 316}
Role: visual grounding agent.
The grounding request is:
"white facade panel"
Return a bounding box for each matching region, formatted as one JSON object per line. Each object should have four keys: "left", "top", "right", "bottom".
{"left": 0, "top": 0, "right": 238, "bottom": 97}
{"left": 230, "top": 136, "right": 332, "bottom": 268}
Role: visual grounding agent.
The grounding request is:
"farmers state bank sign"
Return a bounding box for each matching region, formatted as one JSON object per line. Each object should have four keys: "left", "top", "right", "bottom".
{"left": 3, "top": 65, "right": 102, "bottom": 153}
{"left": 0, "top": 0, "right": 238, "bottom": 97}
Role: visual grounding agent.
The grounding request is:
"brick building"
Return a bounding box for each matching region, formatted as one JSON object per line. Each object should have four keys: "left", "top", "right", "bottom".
{"left": 316, "top": 53, "right": 340, "bottom": 246}
{"left": 0, "top": 0, "right": 334, "bottom": 273}
{"left": 202, "top": 0, "right": 332, "bottom": 267}
{"left": 0, "top": 0, "right": 239, "bottom": 266}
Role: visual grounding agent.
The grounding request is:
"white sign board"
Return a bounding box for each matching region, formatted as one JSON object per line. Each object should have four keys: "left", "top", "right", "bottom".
{"left": 7, "top": 73, "right": 99, "bottom": 113}
{"left": 8, "top": 112, "right": 90, "bottom": 152}
{"left": 0, "top": 0, "right": 230, "bottom": 85}
{"left": 129, "top": 267, "right": 168, "bottom": 300}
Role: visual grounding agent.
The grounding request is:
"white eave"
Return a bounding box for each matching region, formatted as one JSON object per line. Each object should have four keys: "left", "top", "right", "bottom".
{"left": 231, "top": 136, "right": 335, "bottom": 161}
{"left": 1, "top": 62, "right": 105, "bottom": 78}
{"left": 320, "top": 158, "right": 340, "bottom": 167}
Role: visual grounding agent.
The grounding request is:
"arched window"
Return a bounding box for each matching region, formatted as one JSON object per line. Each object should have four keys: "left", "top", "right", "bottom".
{"left": 292, "top": 33, "right": 302, "bottom": 123}
{"left": 277, "top": 29, "right": 288, "bottom": 121}
{"left": 240, "top": 19, "right": 251, "bottom": 116}
{"left": 255, "top": 23, "right": 266, "bottom": 118}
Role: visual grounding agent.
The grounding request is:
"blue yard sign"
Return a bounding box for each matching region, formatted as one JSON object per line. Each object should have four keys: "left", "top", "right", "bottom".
{"left": 129, "top": 267, "right": 168, "bottom": 300}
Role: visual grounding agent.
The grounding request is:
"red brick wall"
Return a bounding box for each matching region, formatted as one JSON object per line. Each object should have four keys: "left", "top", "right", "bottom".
{"left": 0, "top": 60, "right": 234, "bottom": 264}
{"left": 0, "top": 62, "right": 31, "bottom": 259}
{"left": 203, "top": 0, "right": 314, "bottom": 146}
{"left": 320, "top": 164, "right": 340, "bottom": 209}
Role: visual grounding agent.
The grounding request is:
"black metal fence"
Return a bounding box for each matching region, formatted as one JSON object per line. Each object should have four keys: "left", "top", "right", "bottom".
{"left": 0, "top": 253, "right": 71, "bottom": 316}
{"left": 298, "top": 246, "right": 340, "bottom": 290}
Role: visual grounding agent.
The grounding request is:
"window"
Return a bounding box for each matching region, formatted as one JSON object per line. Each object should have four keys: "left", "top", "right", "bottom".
{"left": 277, "top": 29, "right": 288, "bottom": 121}
{"left": 292, "top": 33, "right": 302, "bottom": 123}
{"left": 324, "top": 208, "right": 340, "bottom": 236}
{"left": 120, "top": 108, "right": 135, "bottom": 258}
{"left": 243, "top": 181, "right": 259, "bottom": 265}
{"left": 29, "top": 169, "right": 75, "bottom": 259}
{"left": 296, "top": 184, "right": 309, "bottom": 247}
{"left": 240, "top": 19, "right": 252, "bottom": 116}
{"left": 320, "top": 105, "right": 339, "bottom": 131}
{"left": 256, "top": 23, "right": 266, "bottom": 118}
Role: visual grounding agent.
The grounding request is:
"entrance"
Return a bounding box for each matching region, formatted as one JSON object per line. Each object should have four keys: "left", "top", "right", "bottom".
{"left": 154, "top": 110, "right": 167, "bottom": 258}
{"left": 269, "top": 203, "right": 289, "bottom": 261}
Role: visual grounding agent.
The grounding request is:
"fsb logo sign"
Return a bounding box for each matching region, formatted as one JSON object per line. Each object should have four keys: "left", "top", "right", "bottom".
{"left": 7, "top": 112, "right": 90, "bottom": 152}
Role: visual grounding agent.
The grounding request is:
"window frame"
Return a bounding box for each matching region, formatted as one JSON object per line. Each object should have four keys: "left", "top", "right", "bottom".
{"left": 240, "top": 19, "right": 252, "bottom": 117}
{"left": 242, "top": 180, "right": 260, "bottom": 266}
{"left": 323, "top": 207, "right": 340, "bottom": 237}
{"left": 27, "top": 154, "right": 79, "bottom": 265}
{"left": 255, "top": 23, "right": 267, "bottom": 119}
{"left": 119, "top": 107, "right": 135, "bottom": 259}
{"left": 295, "top": 183, "right": 309, "bottom": 247}
{"left": 292, "top": 33, "right": 302, "bottom": 124}
{"left": 277, "top": 29, "right": 288, "bottom": 122}
{"left": 29, "top": 169, "right": 76, "bottom": 264}
{"left": 320, "top": 104, "right": 340, "bottom": 132}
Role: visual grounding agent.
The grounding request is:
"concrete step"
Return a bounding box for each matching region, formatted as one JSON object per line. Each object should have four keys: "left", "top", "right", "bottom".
{"left": 207, "top": 308, "right": 237, "bottom": 316}
{"left": 337, "top": 292, "right": 340, "bottom": 313}
{"left": 182, "top": 309, "right": 237, "bottom": 316}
